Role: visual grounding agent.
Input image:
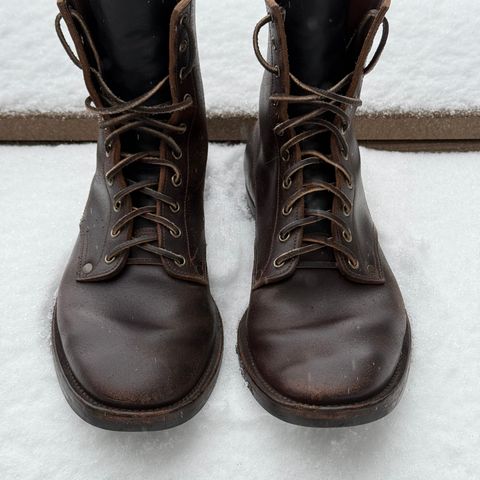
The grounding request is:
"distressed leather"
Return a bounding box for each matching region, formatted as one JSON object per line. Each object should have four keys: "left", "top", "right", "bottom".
{"left": 242, "top": 0, "right": 408, "bottom": 405}
{"left": 55, "top": 0, "right": 221, "bottom": 409}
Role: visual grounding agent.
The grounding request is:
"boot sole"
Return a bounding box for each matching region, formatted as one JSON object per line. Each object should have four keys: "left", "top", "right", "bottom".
{"left": 52, "top": 305, "right": 223, "bottom": 431}
{"left": 237, "top": 313, "right": 411, "bottom": 428}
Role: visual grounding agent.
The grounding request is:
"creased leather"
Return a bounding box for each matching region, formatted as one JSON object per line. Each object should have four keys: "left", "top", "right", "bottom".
{"left": 242, "top": 0, "right": 407, "bottom": 407}
{"left": 248, "top": 0, "right": 388, "bottom": 287}
{"left": 55, "top": 0, "right": 221, "bottom": 410}
{"left": 59, "top": 0, "right": 209, "bottom": 284}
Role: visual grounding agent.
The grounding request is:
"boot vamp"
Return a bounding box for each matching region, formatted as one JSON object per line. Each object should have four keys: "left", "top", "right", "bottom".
{"left": 56, "top": 249, "right": 218, "bottom": 409}
{"left": 246, "top": 265, "right": 407, "bottom": 405}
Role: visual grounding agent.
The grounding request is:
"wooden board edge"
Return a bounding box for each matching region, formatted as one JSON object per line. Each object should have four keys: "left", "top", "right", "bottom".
{"left": 1, "top": 112, "right": 480, "bottom": 151}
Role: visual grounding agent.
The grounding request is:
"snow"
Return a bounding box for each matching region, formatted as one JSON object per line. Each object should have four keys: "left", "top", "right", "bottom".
{"left": 0, "top": 143, "right": 479, "bottom": 479}
{"left": 0, "top": 0, "right": 479, "bottom": 115}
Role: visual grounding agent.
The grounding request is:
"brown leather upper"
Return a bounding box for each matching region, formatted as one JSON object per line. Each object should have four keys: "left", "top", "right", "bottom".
{"left": 57, "top": 247, "right": 218, "bottom": 407}
{"left": 55, "top": 0, "right": 221, "bottom": 408}
{"left": 242, "top": 0, "right": 408, "bottom": 405}
{"left": 58, "top": 0, "right": 209, "bottom": 284}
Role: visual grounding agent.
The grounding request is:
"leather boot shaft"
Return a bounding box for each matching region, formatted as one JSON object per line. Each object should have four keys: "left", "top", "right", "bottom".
{"left": 246, "top": 0, "right": 391, "bottom": 287}
{"left": 57, "top": 0, "right": 210, "bottom": 283}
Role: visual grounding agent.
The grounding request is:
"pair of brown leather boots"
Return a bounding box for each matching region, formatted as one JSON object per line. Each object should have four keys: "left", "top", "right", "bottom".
{"left": 53, "top": 0, "right": 411, "bottom": 431}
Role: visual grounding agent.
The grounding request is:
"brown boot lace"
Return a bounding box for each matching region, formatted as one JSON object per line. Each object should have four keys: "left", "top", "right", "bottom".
{"left": 253, "top": 10, "right": 388, "bottom": 270}
{"left": 56, "top": 10, "right": 191, "bottom": 267}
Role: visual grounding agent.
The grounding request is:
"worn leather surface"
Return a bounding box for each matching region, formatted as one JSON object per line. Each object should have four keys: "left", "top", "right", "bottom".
{"left": 55, "top": 0, "right": 220, "bottom": 409}
{"left": 59, "top": 0, "right": 209, "bottom": 284}
{"left": 246, "top": 251, "right": 405, "bottom": 404}
{"left": 57, "top": 243, "right": 217, "bottom": 408}
{"left": 243, "top": 0, "right": 407, "bottom": 405}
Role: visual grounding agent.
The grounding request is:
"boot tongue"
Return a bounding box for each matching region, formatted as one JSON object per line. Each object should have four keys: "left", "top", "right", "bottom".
{"left": 84, "top": 0, "right": 176, "bottom": 103}
{"left": 285, "top": 0, "right": 350, "bottom": 90}
{"left": 283, "top": 0, "right": 351, "bottom": 265}
{"left": 83, "top": 0, "right": 178, "bottom": 259}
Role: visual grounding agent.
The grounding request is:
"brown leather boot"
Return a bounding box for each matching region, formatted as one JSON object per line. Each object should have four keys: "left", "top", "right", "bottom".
{"left": 237, "top": 0, "right": 411, "bottom": 427}
{"left": 52, "top": 0, "right": 223, "bottom": 431}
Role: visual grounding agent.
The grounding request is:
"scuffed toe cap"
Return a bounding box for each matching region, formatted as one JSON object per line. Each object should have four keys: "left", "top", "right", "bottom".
{"left": 57, "top": 314, "right": 214, "bottom": 408}
{"left": 249, "top": 326, "right": 405, "bottom": 405}
{"left": 55, "top": 265, "right": 218, "bottom": 409}
{"left": 245, "top": 268, "right": 407, "bottom": 406}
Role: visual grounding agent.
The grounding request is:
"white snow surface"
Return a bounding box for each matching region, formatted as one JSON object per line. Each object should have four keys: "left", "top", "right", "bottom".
{"left": 0, "top": 0, "right": 479, "bottom": 115}
{"left": 0, "top": 143, "right": 479, "bottom": 479}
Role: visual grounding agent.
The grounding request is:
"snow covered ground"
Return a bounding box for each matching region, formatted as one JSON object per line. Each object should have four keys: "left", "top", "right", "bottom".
{"left": 0, "top": 0, "right": 479, "bottom": 115}
{"left": 0, "top": 143, "right": 479, "bottom": 479}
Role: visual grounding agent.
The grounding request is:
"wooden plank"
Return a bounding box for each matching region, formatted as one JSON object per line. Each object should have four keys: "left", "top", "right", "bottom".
{"left": 1, "top": 112, "right": 480, "bottom": 151}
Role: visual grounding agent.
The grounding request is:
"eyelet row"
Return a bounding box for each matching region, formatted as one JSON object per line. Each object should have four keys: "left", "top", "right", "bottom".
{"left": 282, "top": 205, "right": 292, "bottom": 216}
{"left": 172, "top": 149, "right": 183, "bottom": 160}
{"left": 342, "top": 229, "right": 353, "bottom": 243}
{"left": 282, "top": 177, "right": 292, "bottom": 190}
{"left": 105, "top": 255, "right": 116, "bottom": 264}
{"left": 179, "top": 38, "right": 188, "bottom": 53}
{"left": 348, "top": 258, "right": 360, "bottom": 270}
{"left": 175, "top": 256, "right": 186, "bottom": 267}
{"left": 170, "top": 226, "right": 182, "bottom": 239}
{"left": 273, "top": 257, "right": 285, "bottom": 268}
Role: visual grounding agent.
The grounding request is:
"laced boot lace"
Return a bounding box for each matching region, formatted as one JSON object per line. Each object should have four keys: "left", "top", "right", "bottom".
{"left": 56, "top": 10, "right": 192, "bottom": 267}
{"left": 253, "top": 10, "right": 388, "bottom": 269}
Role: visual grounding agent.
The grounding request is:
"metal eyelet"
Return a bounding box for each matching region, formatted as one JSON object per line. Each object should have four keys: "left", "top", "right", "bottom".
{"left": 343, "top": 204, "right": 351, "bottom": 217}
{"left": 113, "top": 200, "right": 122, "bottom": 212}
{"left": 179, "top": 67, "right": 187, "bottom": 82}
{"left": 184, "top": 93, "right": 192, "bottom": 102}
{"left": 273, "top": 257, "right": 286, "bottom": 268}
{"left": 180, "top": 14, "right": 188, "bottom": 26}
{"left": 278, "top": 232, "right": 290, "bottom": 243}
{"left": 172, "top": 149, "right": 183, "bottom": 160}
{"left": 175, "top": 256, "right": 186, "bottom": 267}
{"left": 170, "top": 202, "right": 181, "bottom": 213}
{"left": 105, "top": 142, "right": 112, "bottom": 157}
{"left": 179, "top": 39, "right": 188, "bottom": 53}
{"left": 275, "top": 128, "right": 285, "bottom": 137}
{"left": 179, "top": 123, "right": 187, "bottom": 134}
{"left": 341, "top": 123, "right": 349, "bottom": 134}
{"left": 274, "top": 65, "right": 280, "bottom": 77}
{"left": 172, "top": 174, "right": 182, "bottom": 187}
{"left": 342, "top": 229, "right": 353, "bottom": 243}
{"left": 348, "top": 258, "right": 360, "bottom": 270}
{"left": 341, "top": 148, "right": 349, "bottom": 160}
{"left": 346, "top": 179, "right": 354, "bottom": 190}
{"left": 282, "top": 205, "right": 292, "bottom": 216}
{"left": 282, "top": 177, "right": 292, "bottom": 190}
{"left": 281, "top": 150, "right": 290, "bottom": 162}
{"left": 106, "top": 175, "right": 113, "bottom": 187}
{"left": 170, "top": 227, "right": 182, "bottom": 239}
{"left": 104, "top": 255, "right": 116, "bottom": 264}
{"left": 110, "top": 227, "right": 120, "bottom": 238}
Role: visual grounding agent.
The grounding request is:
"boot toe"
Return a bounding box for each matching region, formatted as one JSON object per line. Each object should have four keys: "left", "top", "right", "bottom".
{"left": 249, "top": 326, "right": 403, "bottom": 405}
{"left": 246, "top": 269, "right": 407, "bottom": 406}
{"left": 56, "top": 266, "right": 218, "bottom": 409}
